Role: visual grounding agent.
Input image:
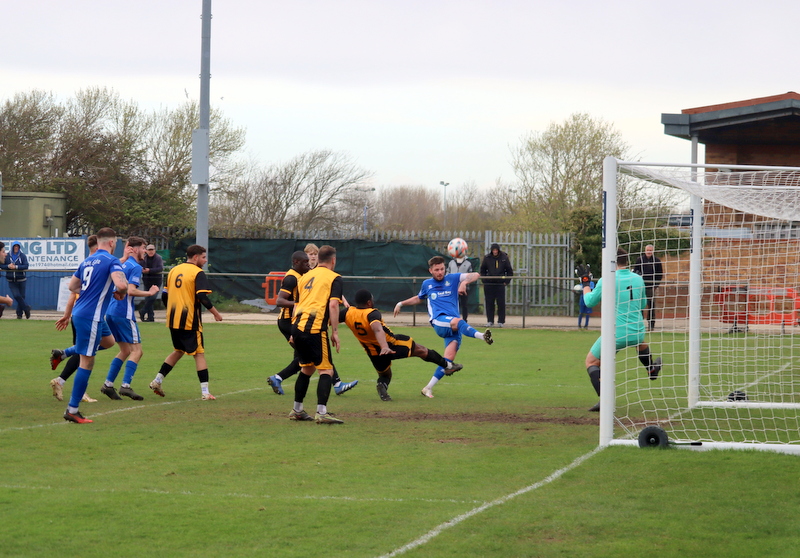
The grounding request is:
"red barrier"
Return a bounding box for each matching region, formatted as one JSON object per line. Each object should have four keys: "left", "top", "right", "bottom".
{"left": 262, "top": 272, "right": 286, "bottom": 305}
{"left": 716, "top": 285, "right": 799, "bottom": 325}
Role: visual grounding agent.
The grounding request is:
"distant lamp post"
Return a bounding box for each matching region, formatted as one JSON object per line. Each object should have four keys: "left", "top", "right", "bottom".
{"left": 355, "top": 186, "right": 376, "bottom": 233}
{"left": 440, "top": 181, "right": 449, "bottom": 229}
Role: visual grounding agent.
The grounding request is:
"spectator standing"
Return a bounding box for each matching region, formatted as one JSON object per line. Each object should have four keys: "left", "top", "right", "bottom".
{"left": 633, "top": 244, "right": 664, "bottom": 331}
{"left": 447, "top": 255, "right": 473, "bottom": 322}
{"left": 1, "top": 241, "right": 32, "bottom": 319}
{"left": 479, "top": 243, "right": 513, "bottom": 328}
{"left": 0, "top": 241, "right": 5, "bottom": 318}
{"left": 575, "top": 263, "right": 595, "bottom": 329}
{"left": 138, "top": 243, "right": 164, "bottom": 322}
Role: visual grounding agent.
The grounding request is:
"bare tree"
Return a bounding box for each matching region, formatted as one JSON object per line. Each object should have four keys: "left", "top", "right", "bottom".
{"left": 210, "top": 150, "right": 373, "bottom": 233}
{"left": 374, "top": 186, "right": 442, "bottom": 231}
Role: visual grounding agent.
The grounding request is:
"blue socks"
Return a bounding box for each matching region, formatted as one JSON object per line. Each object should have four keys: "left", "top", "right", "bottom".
{"left": 105, "top": 357, "right": 123, "bottom": 383}
{"left": 123, "top": 360, "right": 138, "bottom": 386}
{"left": 457, "top": 320, "right": 479, "bottom": 338}
{"left": 70, "top": 367, "right": 91, "bottom": 408}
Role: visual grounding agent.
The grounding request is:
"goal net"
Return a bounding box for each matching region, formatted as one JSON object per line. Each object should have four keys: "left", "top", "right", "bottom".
{"left": 600, "top": 159, "right": 800, "bottom": 454}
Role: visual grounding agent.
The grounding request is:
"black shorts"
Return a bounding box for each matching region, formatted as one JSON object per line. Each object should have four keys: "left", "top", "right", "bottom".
{"left": 277, "top": 318, "right": 292, "bottom": 342}
{"left": 170, "top": 328, "right": 204, "bottom": 355}
{"left": 368, "top": 335, "right": 414, "bottom": 373}
{"left": 292, "top": 329, "right": 333, "bottom": 370}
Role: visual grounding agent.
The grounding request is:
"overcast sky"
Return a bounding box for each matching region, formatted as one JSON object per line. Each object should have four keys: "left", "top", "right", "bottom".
{"left": 3, "top": 0, "right": 800, "bottom": 194}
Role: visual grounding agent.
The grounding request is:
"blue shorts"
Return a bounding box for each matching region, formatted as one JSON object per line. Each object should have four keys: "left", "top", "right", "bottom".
{"left": 432, "top": 324, "right": 462, "bottom": 352}
{"left": 106, "top": 314, "right": 141, "bottom": 345}
{"left": 72, "top": 316, "right": 113, "bottom": 357}
{"left": 590, "top": 332, "right": 645, "bottom": 360}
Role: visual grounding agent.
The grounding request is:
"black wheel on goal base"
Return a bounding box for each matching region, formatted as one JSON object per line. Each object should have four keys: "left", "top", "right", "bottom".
{"left": 638, "top": 426, "right": 669, "bottom": 448}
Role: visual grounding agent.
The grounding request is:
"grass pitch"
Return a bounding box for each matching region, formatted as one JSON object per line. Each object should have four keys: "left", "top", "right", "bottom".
{"left": 1, "top": 320, "right": 798, "bottom": 557}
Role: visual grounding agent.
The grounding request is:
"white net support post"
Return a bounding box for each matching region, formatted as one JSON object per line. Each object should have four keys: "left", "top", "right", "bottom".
{"left": 600, "top": 159, "right": 800, "bottom": 455}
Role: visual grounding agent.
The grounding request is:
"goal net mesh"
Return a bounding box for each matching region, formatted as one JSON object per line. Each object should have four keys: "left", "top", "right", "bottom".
{"left": 612, "top": 162, "right": 800, "bottom": 447}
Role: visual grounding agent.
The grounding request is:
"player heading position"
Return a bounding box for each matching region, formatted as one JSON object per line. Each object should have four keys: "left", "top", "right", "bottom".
{"left": 393, "top": 255, "right": 493, "bottom": 398}
{"left": 100, "top": 236, "right": 160, "bottom": 401}
{"left": 581, "top": 247, "right": 662, "bottom": 412}
{"left": 149, "top": 244, "right": 222, "bottom": 400}
{"left": 343, "top": 289, "right": 463, "bottom": 401}
{"left": 63, "top": 227, "right": 128, "bottom": 423}
{"left": 289, "top": 245, "right": 344, "bottom": 424}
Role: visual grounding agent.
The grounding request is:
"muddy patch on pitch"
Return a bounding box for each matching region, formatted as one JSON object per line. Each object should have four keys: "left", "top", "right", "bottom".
{"left": 348, "top": 410, "right": 596, "bottom": 425}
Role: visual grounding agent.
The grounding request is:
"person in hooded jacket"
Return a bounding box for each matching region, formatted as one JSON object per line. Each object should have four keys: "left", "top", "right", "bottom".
{"left": 479, "top": 243, "right": 513, "bottom": 328}
{"left": 0, "top": 241, "right": 31, "bottom": 319}
{"left": 0, "top": 242, "right": 12, "bottom": 317}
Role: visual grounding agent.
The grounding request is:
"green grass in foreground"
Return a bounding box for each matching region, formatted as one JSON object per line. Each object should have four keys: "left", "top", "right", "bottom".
{"left": 0, "top": 320, "right": 798, "bottom": 557}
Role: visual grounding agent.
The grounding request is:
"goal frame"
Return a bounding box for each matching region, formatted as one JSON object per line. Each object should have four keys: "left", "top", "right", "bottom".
{"left": 600, "top": 157, "right": 800, "bottom": 455}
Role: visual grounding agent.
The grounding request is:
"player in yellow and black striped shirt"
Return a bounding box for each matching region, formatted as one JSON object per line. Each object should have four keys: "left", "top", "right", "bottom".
{"left": 341, "top": 289, "right": 462, "bottom": 401}
{"left": 288, "top": 245, "right": 346, "bottom": 424}
{"left": 268, "top": 251, "right": 356, "bottom": 396}
{"left": 149, "top": 244, "right": 222, "bottom": 401}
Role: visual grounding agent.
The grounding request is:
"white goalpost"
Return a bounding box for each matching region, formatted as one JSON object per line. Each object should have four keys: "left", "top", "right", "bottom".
{"left": 600, "top": 157, "right": 800, "bottom": 454}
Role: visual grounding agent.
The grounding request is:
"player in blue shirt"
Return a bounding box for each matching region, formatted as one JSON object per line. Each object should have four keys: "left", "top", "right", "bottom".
{"left": 394, "top": 255, "right": 494, "bottom": 398}
{"left": 63, "top": 228, "right": 128, "bottom": 424}
{"left": 100, "top": 236, "right": 161, "bottom": 402}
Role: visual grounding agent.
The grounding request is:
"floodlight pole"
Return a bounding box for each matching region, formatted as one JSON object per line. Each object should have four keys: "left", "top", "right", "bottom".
{"left": 440, "top": 181, "right": 449, "bottom": 230}
{"left": 193, "top": 0, "right": 212, "bottom": 266}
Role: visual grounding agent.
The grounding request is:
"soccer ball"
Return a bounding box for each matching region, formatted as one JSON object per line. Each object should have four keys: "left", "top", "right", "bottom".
{"left": 447, "top": 237, "right": 468, "bottom": 258}
{"left": 572, "top": 284, "right": 584, "bottom": 293}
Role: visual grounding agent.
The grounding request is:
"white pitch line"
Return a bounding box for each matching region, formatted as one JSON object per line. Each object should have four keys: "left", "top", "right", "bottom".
{"left": 376, "top": 446, "right": 604, "bottom": 558}
{"left": 0, "top": 387, "right": 266, "bottom": 434}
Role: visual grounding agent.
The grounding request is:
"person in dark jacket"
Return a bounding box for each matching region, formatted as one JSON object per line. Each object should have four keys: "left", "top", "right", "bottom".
{"left": 0, "top": 242, "right": 12, "bottom": 318}
{"left": 0, "top": 241, "right": 31, "bottom": 319}
{"left": 138, "top": 244, "right": 164, "bottom": 322}
{"left": 632, "top": 244, "right": 664, "bottom": 331}
{"left": 479, "top": 243, "right": 513, "bottom": 327}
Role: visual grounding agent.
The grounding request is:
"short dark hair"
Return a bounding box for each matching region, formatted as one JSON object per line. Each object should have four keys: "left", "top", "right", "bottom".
{"left": 87, "top": 235, "right": 98, "bottom": 248}
{"left": 428, "top": 255, "right": 445, "bottom": 268}
{"left": 291, "top": 250, "right": 308, "bottom": 263}
{"left": 318, "top": 245, "right": 336, "bottom": 263}
{"left": 354, "top": 289, "right": 373, "bottom": 306}
{"left": 617, "top": 247, "right": 629, "bottom": 267}
{"left": 96, "top": 227, "right": 116, "bottom": 241}
{"left": 0, "top": 241, "right": 4, "bottom": 251}
{"left": 127, "top": 236, "right": 146, "bottom": 248}
{"left": 186, "top": 244, "right": 207, "bottom": 258}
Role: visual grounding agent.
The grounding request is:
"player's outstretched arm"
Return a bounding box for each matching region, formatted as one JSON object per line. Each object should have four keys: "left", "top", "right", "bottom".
{"left": 394, "top": 296, "right": 421, "bottom": 317}
{"left": 371, "top": 321, "right": 396, "bottom": 355}
{"left": 458, "top": 272, "right": 481, "bottom": 294}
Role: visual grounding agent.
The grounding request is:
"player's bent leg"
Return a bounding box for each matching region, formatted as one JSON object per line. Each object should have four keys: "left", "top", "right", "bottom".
{"left": 455, "top": 318, "right": 491, "bottom": 344}
{"left": 376, "top": 369, "right": 392, "bottom": 401}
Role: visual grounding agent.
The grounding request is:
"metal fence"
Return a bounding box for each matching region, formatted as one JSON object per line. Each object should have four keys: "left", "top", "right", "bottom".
{"left": 60, "top": 227, "right": 576, "bottom": 316}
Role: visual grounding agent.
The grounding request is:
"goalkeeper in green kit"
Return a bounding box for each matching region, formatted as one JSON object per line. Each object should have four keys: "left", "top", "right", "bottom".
{"left": 580, "top": 248, "right": 661, "bottom": 412}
